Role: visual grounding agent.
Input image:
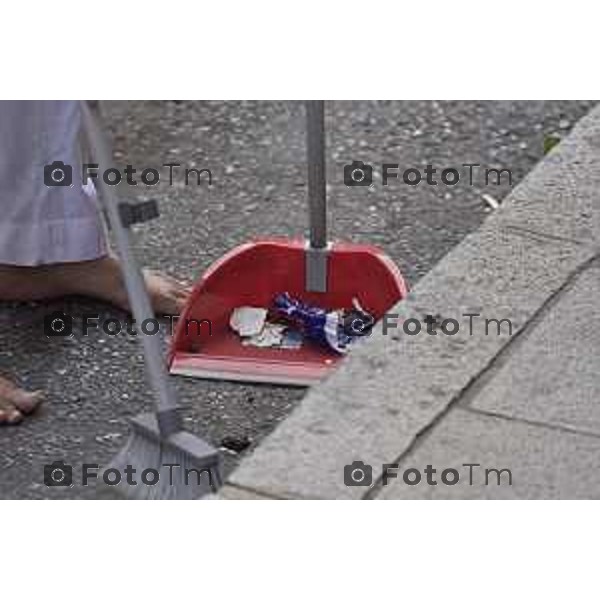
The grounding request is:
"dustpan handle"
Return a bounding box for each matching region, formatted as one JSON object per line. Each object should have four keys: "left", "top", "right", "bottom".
{"left": 306, "top": 100, "right": 327, "bottom": 248}
{"left": 79, "top": 101, "right": 182, "bottom": 438}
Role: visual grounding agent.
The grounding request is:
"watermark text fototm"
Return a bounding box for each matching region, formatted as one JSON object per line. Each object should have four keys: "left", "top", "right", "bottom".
{"left": 44, "top": 161, "right": 212, "bottom": 188}
{"left": 344, "top": 460, "right": 513, "bottom": 487}
{"left": 343, "top": 161, "right": 512, "bottom": 188}
{"left": 44, "top": 311, "right": 212, "bottom": 338}
{"left": 343, "top": 311, "right": 513, "bottom": 338}
{"left": 43, "top": 460, "right": 215, "bottom": 491}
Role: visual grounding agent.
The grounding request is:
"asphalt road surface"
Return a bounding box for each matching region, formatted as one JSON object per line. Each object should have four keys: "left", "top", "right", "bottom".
{"left": 0, "top": 100, "right": 595, "bottom": 498}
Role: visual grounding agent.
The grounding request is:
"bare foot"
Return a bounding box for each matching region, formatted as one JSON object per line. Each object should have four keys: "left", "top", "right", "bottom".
{"left": 0, "top": 376, "right": 43, "bottom": 425}
{"left": 0, "top": 255, "right": 191, "bottom": 315}
{"left": 0, "top": 257, "right": 190, "bottom": 425}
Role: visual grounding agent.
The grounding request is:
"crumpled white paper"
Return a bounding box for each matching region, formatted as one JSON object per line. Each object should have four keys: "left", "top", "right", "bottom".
{"left": 229, "top": 306, "right": 268, "bottom": 337}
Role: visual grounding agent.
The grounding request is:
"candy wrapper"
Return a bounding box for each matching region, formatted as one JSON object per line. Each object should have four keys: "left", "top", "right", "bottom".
{"left": 273, "top": 292, "right": 374, "bottom": 354}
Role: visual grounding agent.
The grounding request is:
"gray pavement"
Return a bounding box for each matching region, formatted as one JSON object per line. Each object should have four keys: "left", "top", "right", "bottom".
{"left": 0, "top": 101, "right": 595, "bottom": 499}
{"left": 218, "top": 103, "right": 600, "bottom": 500}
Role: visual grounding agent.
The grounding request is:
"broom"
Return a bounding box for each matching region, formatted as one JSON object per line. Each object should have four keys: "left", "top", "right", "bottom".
{"left": 80, "top": 101, "right": 222, "bottom": 499}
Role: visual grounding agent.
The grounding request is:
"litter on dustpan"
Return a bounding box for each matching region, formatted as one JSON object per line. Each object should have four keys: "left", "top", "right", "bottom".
{"left": 229, "top": 307, "right": 287, "bottom": 348}
{"left": 242, "top": 323, "right": 287, "bottom": 348}
{"left": 169, "top": 102, "right": 408, "bottom": 385}
{"left": 280, "top": 329, "right": 303, "bottom": 350}
{"left": 229, "top": 307, "right": 268, "bottom": 337}
{"left": 228, "top": 293, "right": 375, "bottom": 354}
{"left": 274, "top": 292, "right": 374, "bottom": 354}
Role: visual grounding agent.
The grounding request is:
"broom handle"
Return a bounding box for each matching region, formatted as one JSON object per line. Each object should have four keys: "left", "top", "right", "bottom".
{"left": 306, "top": 100, "right": 327, "bottom": 248}
{"left": 79, "top": 101, "right": 182, "bottom": 437}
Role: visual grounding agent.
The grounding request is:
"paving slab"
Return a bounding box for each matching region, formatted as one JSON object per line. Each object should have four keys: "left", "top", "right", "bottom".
{"left": 376, "top": 408, "right": 600, "bottom": 499}
{"left": 468, "top": 263, "right": 600, "bottom": 435}
{"left": 403, "top": 219, "right": 594, "bottom": 318}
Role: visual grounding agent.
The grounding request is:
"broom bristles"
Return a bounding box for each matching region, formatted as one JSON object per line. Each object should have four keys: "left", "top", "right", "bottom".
{"left": 97, "top": 413, "right": 222, "bottom": 500}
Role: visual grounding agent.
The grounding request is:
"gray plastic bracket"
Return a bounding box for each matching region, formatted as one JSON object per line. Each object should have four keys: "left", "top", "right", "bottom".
{"left": 156, "top": 408, "right": 184, "bottom": 438}
{"left": 118, "top": 200, "right": 159, "bottom": 228}
{"left": 305, "top": 242, "right": 331, "bottom": 293}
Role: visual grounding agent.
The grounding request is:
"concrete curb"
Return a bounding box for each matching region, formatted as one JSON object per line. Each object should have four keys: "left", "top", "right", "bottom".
{"left": 216, "top": 105, "right": 600, "bottom": 500}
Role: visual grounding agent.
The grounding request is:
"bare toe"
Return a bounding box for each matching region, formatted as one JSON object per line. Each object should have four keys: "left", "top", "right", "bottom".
{"left": 144, "top": 270, "right": 191, "bottom": 315}
{"left": 0, "top": 376, "right": 43, "bottom": 422}
{"left": 0, "top": 402, "right": 24, "bottom": 425}
{"left": 9, "top": 389, "right": 44, "bottom": 415}
{"left": 6, "top": 409, "right": 23, "bottom": 424}
{"left": 175, "top": 286, "right": 192, "bottom": 312}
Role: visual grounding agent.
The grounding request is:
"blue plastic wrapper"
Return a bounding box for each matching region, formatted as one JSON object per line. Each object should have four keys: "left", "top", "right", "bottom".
{"left": 273, "top": 292, "right": 373, "bottom": 354}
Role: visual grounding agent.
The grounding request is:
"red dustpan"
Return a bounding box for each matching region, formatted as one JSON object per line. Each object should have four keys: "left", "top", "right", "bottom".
{"left": 169, "top": 102, "right": 407, "bottom": 385}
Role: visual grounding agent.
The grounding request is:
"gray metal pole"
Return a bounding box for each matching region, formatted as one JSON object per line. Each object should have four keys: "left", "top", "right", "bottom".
{"left": 306, "top": 100, "right": 327, "bottom": 249}
{"left": 79, "top": 101, "right": 182, "bottom": 437}
{"left": 305, "top": 101, "right": 329, "bottom": 292}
